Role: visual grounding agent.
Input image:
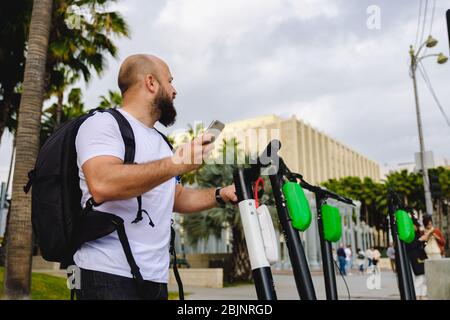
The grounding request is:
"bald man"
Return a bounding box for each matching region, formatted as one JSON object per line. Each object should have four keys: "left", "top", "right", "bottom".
{"left": 74, "top": 54, "right": 237, "bottom": 300}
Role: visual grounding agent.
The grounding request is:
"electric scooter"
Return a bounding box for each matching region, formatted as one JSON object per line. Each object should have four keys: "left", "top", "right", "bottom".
{"left": 255, "top": 140, "right": 317, "bottom": 300}
{"left": 233, "top": 153, "right": 279, "bottom": 300}
{"left": 261, "top": 139, "right": 353, "bottom": 300}
{"left": 387, "top": 189, "right": 416, "bottom": 300}
{"left": 299, "top": 179, "right": 354, "bottom": 300}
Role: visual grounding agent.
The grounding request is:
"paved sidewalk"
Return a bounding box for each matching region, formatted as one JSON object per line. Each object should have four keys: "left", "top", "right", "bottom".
{"left": 169, "top": 270, "right": 401, "bottom": 300}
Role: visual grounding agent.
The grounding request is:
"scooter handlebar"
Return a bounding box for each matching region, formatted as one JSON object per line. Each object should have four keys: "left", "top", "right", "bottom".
{"left": 253, "top": 140, "right": 281, "bottom": 168}
{"left": 300, "top": 180, "right": 355, "bottom": 206}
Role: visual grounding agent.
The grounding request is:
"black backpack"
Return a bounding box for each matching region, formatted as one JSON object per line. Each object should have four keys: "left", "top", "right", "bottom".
{"left": 24, "top": 108, "right": 184, "bottom": 299}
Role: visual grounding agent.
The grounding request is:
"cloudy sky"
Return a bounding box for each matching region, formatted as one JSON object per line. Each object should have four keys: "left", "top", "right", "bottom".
{"left": 1, "top": 0, "right": 450, "bottom": 183}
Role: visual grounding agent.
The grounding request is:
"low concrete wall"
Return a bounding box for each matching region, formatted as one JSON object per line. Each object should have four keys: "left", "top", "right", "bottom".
{"left": 32, "top": 255, "right": 60, "bottom": 271}
{"left": 425, "top": 258, "right": 450, "bottom": 300}
{"left": 377, "top": 258, "right": 393, "bottom": 270}
{"left": 185, "top": 253, "right": 231, "bottom": 268}
{"left": 169, "top": 268, "right": 223, "bottom": 288}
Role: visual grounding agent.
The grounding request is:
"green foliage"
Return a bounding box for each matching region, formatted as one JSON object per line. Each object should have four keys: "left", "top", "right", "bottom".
{"left": 322, "top": 168, "right": 450, "bottom": 228}
{"left": 0, "top": 0, "right": 33, "bottom": 134}
{"left": 0, "top": 0, "right": 129, "bottom": 136}
{"left": 98, "top": 90, "right": 122, "bottom": 109}
{"left": 0, "top": 267, "right": 69, "bottom": 300}
{"left": 182, "top": 140, "right": 239, "bottom": 245}
{"left": 40, "top": 88, "right": 123, "bottom": 146}
{"left": 40, "top": 87, "right": 87, "bottom": 146}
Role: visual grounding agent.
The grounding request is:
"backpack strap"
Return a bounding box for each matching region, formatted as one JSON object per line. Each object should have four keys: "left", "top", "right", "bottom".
{"left": 87, "top": 109, "right": 153, "bottom": 224}
{"left": 102, "top": 108, "right": 135, "bottom": 164}
{"left": 112, "top": 216, "right": 145, "bottom": 288}
{"left": 131, "top": 195, "right": 154, "bottom": 227}
{"left": 154, "top": 128, "right": 174, "bottom": 150}
{"left": 170, "top": 220, "right": 185, "bottom": 300}
{"left": 154, "top": 128, "right": 181, "bottom": 185}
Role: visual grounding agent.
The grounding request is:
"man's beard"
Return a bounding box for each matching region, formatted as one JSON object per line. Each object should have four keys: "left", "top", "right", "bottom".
{"left": 155, "top": 88, "right": 177, "bottom": 127}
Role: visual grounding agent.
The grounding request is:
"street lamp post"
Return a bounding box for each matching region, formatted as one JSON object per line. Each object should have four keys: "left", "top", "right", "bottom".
{"left": 409, "top": 36, "right": 448, "bottom": 216}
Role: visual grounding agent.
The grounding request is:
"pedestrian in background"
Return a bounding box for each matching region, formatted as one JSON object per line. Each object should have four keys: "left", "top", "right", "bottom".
{"left": 372, "top": 247, "right": 381, "bottom": 272}
{"left": 365, "top": 247, "right": 374, "bottom": 273}
{"left": 345, "top": 245, "right": 352, "bottom": 275}
{"left": 406, "top": 217, "right": 428, "bottom": 300}
{"left": 337, "top": 244, "right": 347, "bottom": 276}
{"left": 422, "top": 215, "right": 446, "bottom": 259}
{"left": 356, "top": 248, "right": 365, "bottom": 274}
{"left": 387, "top": 243, "right": 396, "bottom": 273}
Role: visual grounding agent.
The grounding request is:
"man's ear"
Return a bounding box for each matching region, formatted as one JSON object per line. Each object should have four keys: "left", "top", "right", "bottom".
{"left": 144, "top": 74, "right": 159, "bottom": 93}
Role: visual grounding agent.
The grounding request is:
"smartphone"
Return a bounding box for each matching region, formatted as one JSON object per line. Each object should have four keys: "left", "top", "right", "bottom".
{"left": 202, "top": 120, "right": 225, "bottom": 145}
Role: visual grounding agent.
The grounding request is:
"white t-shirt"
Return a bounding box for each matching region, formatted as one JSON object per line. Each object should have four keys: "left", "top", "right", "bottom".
{"left": 74, "top": 109, "right": 176, "bottom": 283}
{"left": 344, "top": 247, "right": 351, "bottom": 261}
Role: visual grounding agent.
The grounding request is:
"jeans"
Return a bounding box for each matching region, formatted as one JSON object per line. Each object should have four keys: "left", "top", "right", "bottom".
{"left": 359, "top": 263, "right": 364, "bottom": 273}
{"left": 338, "top": 256, "right": 347, "bottom": 276}
{"left": 77, "top": 268, "right": 168, "bottom": 300}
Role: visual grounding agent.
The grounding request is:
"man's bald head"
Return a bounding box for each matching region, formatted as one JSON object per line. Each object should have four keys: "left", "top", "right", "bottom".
{"left": 118, "top": 54, "right": 165, "bottom": 96}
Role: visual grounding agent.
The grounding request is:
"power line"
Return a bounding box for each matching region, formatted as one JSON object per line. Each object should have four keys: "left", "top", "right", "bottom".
{"left": 418, "top": 62, "right": 450, "bottom": 129}
{"left": 428, "top": 0, "right": 436, "bottom": 36}
{"left": 424, "top": 0, "right": 437, "bottom": 55}
{"left": 420, "top": 0, "right": 429, "bottom": 45}
{"left": 415, "top": 0, "right": 423, "bottom": 49}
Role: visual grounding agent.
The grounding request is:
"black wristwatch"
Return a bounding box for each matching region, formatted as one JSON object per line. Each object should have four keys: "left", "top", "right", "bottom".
{"left": 215, "top": 187, "right": 226, "bottom": 206}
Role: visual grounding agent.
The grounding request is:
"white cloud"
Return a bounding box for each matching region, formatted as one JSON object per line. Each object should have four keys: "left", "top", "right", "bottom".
{"left": 287, "top": 0, "right": 340, "bottom": 20}
{"left": 4, "top": 0, "right": 448, "bottom": 179}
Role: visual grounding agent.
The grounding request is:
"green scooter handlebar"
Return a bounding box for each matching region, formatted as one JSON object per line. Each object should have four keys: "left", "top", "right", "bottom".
{"left": 321, "top": 204, "right": 342, "bottom": 243}
{"left": 395, "top": 210, "right": 415, "bottom": 244}
{"left": 282, "top": 182, "right": 312, "bottom": 231}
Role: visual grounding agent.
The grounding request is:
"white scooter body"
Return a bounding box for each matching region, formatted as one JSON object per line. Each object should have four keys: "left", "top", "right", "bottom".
{"left": 238, "top": 200, "right": 279, "bottom": 268}
{"left": 256, "top": 205, "right": 279, "bottom": 265}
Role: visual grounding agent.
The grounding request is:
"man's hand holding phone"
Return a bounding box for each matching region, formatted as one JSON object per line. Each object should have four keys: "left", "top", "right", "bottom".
{"left": 172, "top": 120, "right": 225, "bottom": 174}
{"left": 202, "top": 120, "right": 225, "bottom": 145}
{"left": 172, "top": 133, "right": 214, "bottom": 172}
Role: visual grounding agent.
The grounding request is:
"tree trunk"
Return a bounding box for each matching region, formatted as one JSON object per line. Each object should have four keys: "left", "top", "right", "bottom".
{"left": 230, "top": 226, "right": 251, "bottom": 283}
{"left": 55, "top": 91, "right": 63, "bottom": 128}
{"left": 6, "top": 137, "right": 16, "bottom": 196}
{"left": 4, "top": 0, "right": 53, "bottom": 299}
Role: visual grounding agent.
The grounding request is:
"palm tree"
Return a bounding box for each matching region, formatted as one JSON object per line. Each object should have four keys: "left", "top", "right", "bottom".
{"left": 47, "top": 0, "right": 128, "bottom": 128}
{"left": 40, "top": 87, "right": 86, "bottom": 146}
{"left": 98, "top": 90, "right": 122, "bottom": 109}
{"left": 0, "top": 0, "right": 32, "bottom": 141}
{"left": 0, "top": 0, "right": 129, "bottom": 143}
{"left": 4, "top": 0, "right": 53, "bottom": 299}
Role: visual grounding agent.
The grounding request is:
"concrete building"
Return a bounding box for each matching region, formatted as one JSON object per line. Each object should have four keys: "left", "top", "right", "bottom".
{"left": 217, "top": 114, "right": 380, "bottom": 184}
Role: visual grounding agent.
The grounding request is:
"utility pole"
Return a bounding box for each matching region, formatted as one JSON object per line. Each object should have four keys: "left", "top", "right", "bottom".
{"left": 409, "top": 45, "right": 433, "bottom": 216}
{"left": 408, "top": 36, "right": 448, "bottom": 216}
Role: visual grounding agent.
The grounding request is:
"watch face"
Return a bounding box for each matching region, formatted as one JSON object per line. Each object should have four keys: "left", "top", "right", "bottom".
{"left": 216, "top": 188, "right": 225, "bottom": 205}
